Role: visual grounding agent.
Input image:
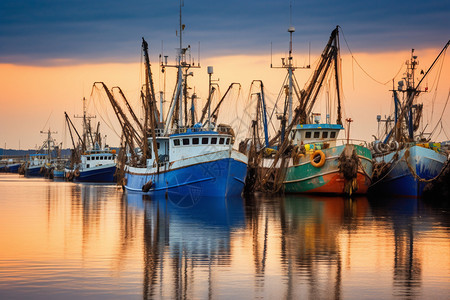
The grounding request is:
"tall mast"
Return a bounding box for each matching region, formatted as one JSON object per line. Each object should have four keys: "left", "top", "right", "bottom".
{"left": 162, "top": 0, "right": 200, "bottom": 134}
{"left": 287, "top": 26, "right": 295, "bottom": 124}
{"left": 385, "top": 39, "right": 450, "bottom": 143}
{"left": 271, "top": 1, "right": 310, "bottom": 139}
{"left": 74, "top": 97, "right": 95, "bottom": 151}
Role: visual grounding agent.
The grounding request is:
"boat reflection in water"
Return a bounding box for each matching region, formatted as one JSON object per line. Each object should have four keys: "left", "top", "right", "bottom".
{"left": 0, "top": 174, "right": 448, "bottom": 299}
{"left": 128, "top": 191, "right": 448, "bottom": 300}
{"left": 126, "top": 191, "right": 245, "bottom": 300}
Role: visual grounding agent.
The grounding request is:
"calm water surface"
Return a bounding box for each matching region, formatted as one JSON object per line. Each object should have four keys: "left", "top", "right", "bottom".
{"left": 0, "top": 174, "right": 449, "bottom": 299}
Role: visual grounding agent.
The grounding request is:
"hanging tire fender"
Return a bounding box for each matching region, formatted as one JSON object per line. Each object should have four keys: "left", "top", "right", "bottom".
{"left": 310, "top": 150, "right": 326, "bottom": 168}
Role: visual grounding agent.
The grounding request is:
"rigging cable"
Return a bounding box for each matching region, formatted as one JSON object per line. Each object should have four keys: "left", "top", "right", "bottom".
{"left": 429, "top": 88, "right": 450, "bottom": 140}
{"left": 41, "top": 111, "right": 53, "bottom": 132}
{"left": 429, "top": 50, "right": 446, "bottom": 122}
{"left": 90, "top": 86, "right": 121, "bottom": 140}
{"left": 338, "top": 26, "right": 404, "bottom": 86}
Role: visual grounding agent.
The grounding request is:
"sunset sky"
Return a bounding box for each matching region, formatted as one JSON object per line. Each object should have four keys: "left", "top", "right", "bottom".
{"left": 1, "top": 0, "right": 449, "bottom": 149}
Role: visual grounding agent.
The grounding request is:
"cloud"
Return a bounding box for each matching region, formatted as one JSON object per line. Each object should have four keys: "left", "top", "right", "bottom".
{"left": 0, "top": 0, "right": 449, "bottom": 65}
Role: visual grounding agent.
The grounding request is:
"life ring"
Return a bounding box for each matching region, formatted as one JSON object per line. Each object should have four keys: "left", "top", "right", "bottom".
{"left": 74, "top": 169, "right": 80, "bottom": 177}
{"left": 310, "top": 150, "right": 326, "bottom": 168}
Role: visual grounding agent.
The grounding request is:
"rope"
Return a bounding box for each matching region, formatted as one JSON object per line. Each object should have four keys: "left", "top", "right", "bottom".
{"left": 403, "top": 148, "right": 449, "bottom": 183}
{"left": 372, "top": 146, "right": 448, "bottom": 186}
{"left": 370, "top": 150, "right": 401, "bottom": 187}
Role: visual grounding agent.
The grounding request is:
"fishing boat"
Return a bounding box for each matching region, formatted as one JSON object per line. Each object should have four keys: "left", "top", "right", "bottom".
{"left": 118, "top": 3, "right": 247, "bottom": 197}
{"left": 6, "top": 162, "right": 22, "bottom": 173}
{"left": 124, "top": 126, "right": 247, "bottom": 197}
{"left": 244, "top": 26, "right": 372, "bottom": 195}
{"left": 51, "top": 158, "right": 67, "bottom": 179}
{"left": 0, "top": 159, "right": 22, "bottom": 173}
{"left": 22, "top": 154, "right": 50, "bottom": 177}
{"left": 284, "top": 122, "right": 372, "bottom": 194}
{"left": 19, "top": 129, "right": 57, "bottom": 177}
{"left": 70, "top": 147, "right": 117, "bottom": 182}
{"left": 370, "top": 43, "right": 450, "bottom": 197}
{"left": 64, "top": 99, "right": 117, "bottom": 183}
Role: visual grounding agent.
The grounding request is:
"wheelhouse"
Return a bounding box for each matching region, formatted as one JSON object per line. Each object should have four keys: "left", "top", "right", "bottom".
{"left": 28, "top": 154, "right": 50, "bottom": 166}
{"left": 81, "top": 149, "right": 116, "bottom": 169}
{"left": 290, "top": 124, "right": 343, "bottom": 147}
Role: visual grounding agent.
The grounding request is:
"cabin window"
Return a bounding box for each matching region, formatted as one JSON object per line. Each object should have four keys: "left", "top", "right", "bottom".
{"left": 87, "top": 164, "right": 90, "bottom": 168}
{"left": 173, "top": 139, "right": 180, "bottom": 146}
{"left": 322, "top": 132, "right": 328, "bottom": 139}
{"left": 219, "top": 137, "right": 225, "bottom": 144}
{"left": 226, "top": 138, "right": 230, "bottom": 145}
{"left": 87, "top": 157, "right": 90, "bottom": 161}
{"left": 202, "top": 137, "right": 209, "bottom": 144}
{"left": 314, "top": 132, "right": 320, "bottom": 138}
{"left": 330, "top": 131, "right": 336, "bottom": 138}
{"left": 211, "top": 137, "right": 217, "bottom": 144}
{"left": 157, "top": 142, "right": 160, "bottom": 149}
{"left": 182, "top": 138, "right": 190, "bottom": 145}
{"left": 193, "top": 137, "right": 199, "bottom": 145}
{"left": 305, "top": 132, "right": 311, "bottom": 138}
{"left": 96, "top": 156, "right": 100, "bottom": 160}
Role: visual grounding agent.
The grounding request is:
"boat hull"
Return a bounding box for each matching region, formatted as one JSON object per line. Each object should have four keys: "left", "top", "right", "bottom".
{"left": 284, "top": 144, "right": 373, "bottom": 195}
{"left": 72, "top": 164, "right": 116, "bottom": 183}
{"left": 25, "top": 165, "right": 44, "bottom": 177}
{"left": 53, "top": 170, "right": 65, "bottom": 179}
{"left": 124, "top": 150, "right": 247, "bottom": 197}
{"left": 3, "top": 163, "right": 21, "bottom": 173}
{"left": 369, "top": 145, "right": 447, "bottom": 197}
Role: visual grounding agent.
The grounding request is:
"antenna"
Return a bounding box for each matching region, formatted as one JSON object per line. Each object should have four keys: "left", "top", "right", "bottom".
{"left": 198, "top": 41, "right": 201, "bottom": 67}
{"left": 309, "top": 41, "right": 311, "bottom": 68}
{"left": 270, "top": 1, "right": 311, "bottom": 127}
{"left": 270, "top": 42, "right": 273, "bottom": 68}
{"left": 289, "top": 0, "right": 293, "bottom": 27}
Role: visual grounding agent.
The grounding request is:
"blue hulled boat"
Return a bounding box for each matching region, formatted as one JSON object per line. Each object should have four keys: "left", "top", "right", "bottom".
{"left": 124, "top": 128, "right": 247, "bottom": 197}
{"left": 370, "top": 44, "right": 449, "bottom": 197}
{"left": 23, "top": 153, "right": 50, "bottom": 177}
{"left": 64, "top": 99, "right": 117, "bottom": 183}
{"left": 122, "top": 5, "right": 247, "bottom": 197}
{"left": 0, "top": 160, "right": 21, "bottom": 173}
{"left": 370, "top": 144, "right": 446, "bottom": 197}
{"left": 6, "top": 163, "right": 21, "bottom": 173}
{"left": 70, "top": 148, "right": 117, "bottom": 182}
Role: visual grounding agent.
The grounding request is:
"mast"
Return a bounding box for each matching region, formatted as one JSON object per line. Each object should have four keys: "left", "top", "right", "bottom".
{"left": 162, "top": 0, "right": 200, "bottom": 135}
{"left": 73, "top": 97, "right": 96, "bottom": 152}
{"left": 386, "top": 40, "right": 450, "bottom": 143}
{"left": 270, "top": 6, "right": 310, "bottom": 143}
{"left": 207, "top": 66, "right": 213, "bottom": 129}
{"left": 287, "top": 26, "right": 294, "bottom": 124}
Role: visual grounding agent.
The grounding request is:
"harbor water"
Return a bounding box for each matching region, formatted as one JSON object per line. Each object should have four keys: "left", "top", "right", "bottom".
{"left": 0, "top": 174, "right": 449, "bottom": 299}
